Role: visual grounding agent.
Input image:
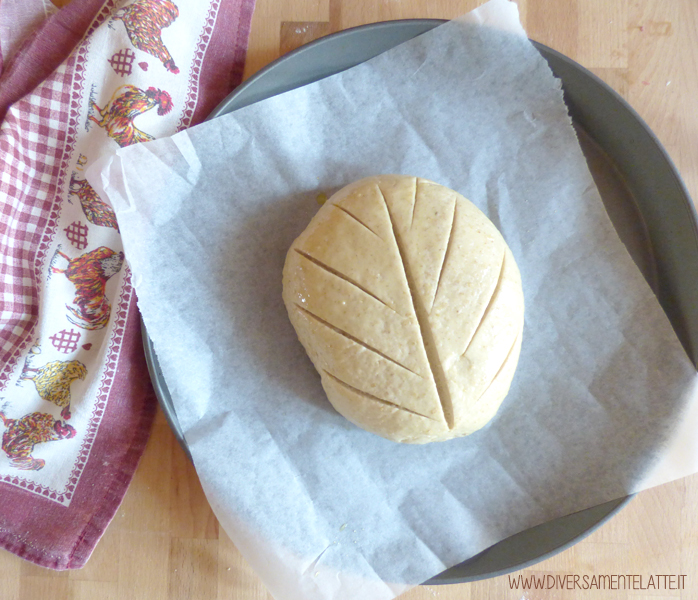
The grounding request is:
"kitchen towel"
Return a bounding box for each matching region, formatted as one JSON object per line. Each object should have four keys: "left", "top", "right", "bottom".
{"left": 0, "top": 0, "right": 254, "bottom": 569}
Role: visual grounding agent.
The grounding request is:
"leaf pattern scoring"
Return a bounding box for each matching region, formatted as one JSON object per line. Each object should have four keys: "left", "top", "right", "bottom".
{"left": 283, "top": 175, "right": 524, "bottom": 444}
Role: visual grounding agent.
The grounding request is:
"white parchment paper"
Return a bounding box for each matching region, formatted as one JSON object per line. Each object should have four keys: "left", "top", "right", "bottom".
{"left": 88, "top": 1, "right": 698, "bottom": 598}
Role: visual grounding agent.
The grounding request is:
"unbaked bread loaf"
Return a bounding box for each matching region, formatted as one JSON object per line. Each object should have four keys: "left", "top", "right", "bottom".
{"left": 282, "top": 175, "right": 524, "bottom": 443}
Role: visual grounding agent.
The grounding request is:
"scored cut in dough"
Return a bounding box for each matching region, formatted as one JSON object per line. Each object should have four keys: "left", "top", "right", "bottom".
{"left": 282, "top": 175, "right": 524, "bottom": 443}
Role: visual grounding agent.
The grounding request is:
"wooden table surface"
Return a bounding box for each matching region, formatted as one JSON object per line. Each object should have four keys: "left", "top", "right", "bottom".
{"left": 6, "top": 0, "right": 698, "bottom": 598}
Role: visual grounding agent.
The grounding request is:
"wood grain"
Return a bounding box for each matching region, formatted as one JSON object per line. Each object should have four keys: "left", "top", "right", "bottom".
{"left": 6, "top": 1, "right": 698, "bottom": 598}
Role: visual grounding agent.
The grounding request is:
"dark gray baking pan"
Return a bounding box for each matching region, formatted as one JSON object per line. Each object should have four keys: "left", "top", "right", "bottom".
{"left": 142, "top": 19, "right": 698, "bottom": 586}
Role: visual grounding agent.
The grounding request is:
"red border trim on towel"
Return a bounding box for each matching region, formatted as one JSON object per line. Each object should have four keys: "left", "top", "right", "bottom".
{"left": 0, "top": 0, "right": 105, "bottom": 123}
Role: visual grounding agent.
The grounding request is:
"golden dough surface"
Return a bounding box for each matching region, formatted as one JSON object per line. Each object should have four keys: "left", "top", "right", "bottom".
{"left": 282, "top": 175, "right": 524, "bottom": 443}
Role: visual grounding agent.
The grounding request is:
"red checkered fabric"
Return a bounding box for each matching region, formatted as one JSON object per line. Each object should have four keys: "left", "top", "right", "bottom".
{"left": 0, "top": 63, "right": 71, "bottom": 386}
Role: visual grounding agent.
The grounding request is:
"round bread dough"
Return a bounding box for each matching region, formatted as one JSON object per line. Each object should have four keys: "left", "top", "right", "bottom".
{"left": 282, "top": 175, "right": 524, "bottom": 443}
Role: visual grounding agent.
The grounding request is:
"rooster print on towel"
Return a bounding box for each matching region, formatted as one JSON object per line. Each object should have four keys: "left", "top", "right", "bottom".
{"left": 0, "top": 412, "right": 76, "bottom": 471}
{"left": 51, "top": 246, "right": 125, "bottom": 330}
{"left": 89, "top": 84, "right": 173, "bottom": 147}
{"left": 69, "top": 172, "right": 120, "bottom": 232}
{"left": 112, "top": 0, "right": 180, "bottom": 74}
{"left": 19, "top": 353, "right": 87, "bottom": 421}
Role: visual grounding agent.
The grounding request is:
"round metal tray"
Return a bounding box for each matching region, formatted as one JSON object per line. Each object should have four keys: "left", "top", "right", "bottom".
{"left": 143, "top": 19, "right": 698, "bottom": 585}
